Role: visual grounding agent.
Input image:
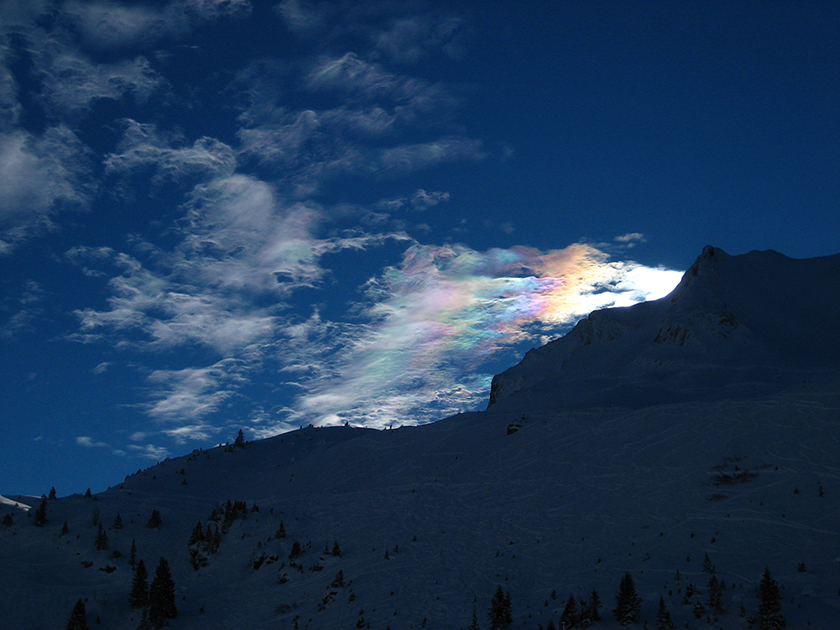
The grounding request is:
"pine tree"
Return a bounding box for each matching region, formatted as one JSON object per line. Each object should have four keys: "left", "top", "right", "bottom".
{"left": 589, "top": 588, "right": 602, "bottom": 621}
{"left": 66, "top": 598, "right": 89, "bottom": 630}
{"left": 95, "top": 523, "right": 109, "bottom": 550}
{"left": 289, "top": 540, "right": 302, "bottom": 560}
{"left": 560, "top": 594, "right": 580, "bottom": 628}
{"left": 113, "top": 513, "right": 123, "bottom": 529}
{"left": 146, "top": 509, "right": 162, "bottom": 529}
{"left": 656, "top": 596, "right": 675, "bottom": 630}
{"left": 205, "top": 523, "right": 220, "bottom": 553}
{"left": 468, "top": 606, "right": 480, "bottom": 630}
{"left": 332, "top": 539, "right": 342, "bottom": 557}
{"left": 188, "top": 521, "right": 204, "bottom": 546}
{"left": 33, "top": 498, "right": 48, "bottom": 526}
{"left": 488, "top": 585, "right": 513, "bottom": 630}
{"left": 148, "top": 557, "right": 177, "bottom": 627}
{"left": 129, "top": 539, "right": 138, "bottom": 569}
{"left": 49, "top": 486, "right": 57, "bottom": 500}
{"left": 234, "top": 429, "right": 246, "bottom": 448}
{"left": 707, "top": 574, "right": 725, "bottom": 613}
{"left": 129, "top": 560, "right": 149, "bottom": 610}
{"left": 613, "top": 572, "right": 642, "bottom": 626}
{"left": 758, "top": 567, "right": 785, "bottom": 630}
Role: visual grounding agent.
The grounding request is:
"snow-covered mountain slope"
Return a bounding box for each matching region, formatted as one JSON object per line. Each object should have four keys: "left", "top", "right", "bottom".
{"left": 0, "top": 495, "right": 32, "bottom": 511}
{"left": 2, "top": 247, "right": 840, "bottom": 630}
{"left": 489, "top": 246, "right": 840, "bottom": 411}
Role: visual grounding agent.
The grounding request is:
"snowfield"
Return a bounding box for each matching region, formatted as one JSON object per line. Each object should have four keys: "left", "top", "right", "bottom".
{"left": 2, "top": 247, "right": 840, "bottom": 629}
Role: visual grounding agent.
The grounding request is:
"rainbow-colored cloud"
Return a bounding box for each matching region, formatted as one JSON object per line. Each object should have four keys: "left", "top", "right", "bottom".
{"left": 292, "top": 242, "right": 683, "bottom": 429}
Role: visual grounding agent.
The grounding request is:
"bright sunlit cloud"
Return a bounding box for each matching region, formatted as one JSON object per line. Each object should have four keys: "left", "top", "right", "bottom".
{"left": 286, "top": 241, "right": 682, "bottom": 430}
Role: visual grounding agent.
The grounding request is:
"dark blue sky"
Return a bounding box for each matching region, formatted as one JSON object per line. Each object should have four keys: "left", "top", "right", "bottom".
{"left": 1, "top": 0, "right": 837, "bottom": 495}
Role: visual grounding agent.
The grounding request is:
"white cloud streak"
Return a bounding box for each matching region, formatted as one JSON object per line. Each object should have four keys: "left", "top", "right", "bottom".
{"left": 106, "top": 120, "right": 237, "bottom": 181}
{"left": 0, "top": 127, "right": 93, "bottom": 253}
{"left": 62, "top": 0, "right": 251, "bottom": 49}
{"left": 40, "top": 50, "right": 163, "bottom": 115}
{"left": 76, "top": 436, "right": 108, "bottom": 448}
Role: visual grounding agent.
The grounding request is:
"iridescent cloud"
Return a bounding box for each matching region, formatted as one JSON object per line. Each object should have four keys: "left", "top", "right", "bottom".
{"left": 289, "top": 242, "right": 683, "bottom": 429}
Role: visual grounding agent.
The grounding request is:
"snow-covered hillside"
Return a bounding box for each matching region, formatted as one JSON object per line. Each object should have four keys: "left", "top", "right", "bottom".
{"left": 2, "top": 247, "right": 839, "bottom": 630}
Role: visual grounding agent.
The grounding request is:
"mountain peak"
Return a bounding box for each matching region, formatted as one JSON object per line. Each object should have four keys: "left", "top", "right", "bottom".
{"left": 489, "top": 246, "right": 840, "bottom": 411}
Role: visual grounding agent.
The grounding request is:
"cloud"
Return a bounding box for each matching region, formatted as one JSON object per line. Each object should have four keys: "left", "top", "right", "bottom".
{"left": 128, "top": 443, "right": 170, "bottom": 460}
{"left": 62, "top": 1, "right": 189, "bottom": 48}
{"left": 376, "top": 138, "right": 484, "bottom": 176}
{"left": 69, "top": 192, "right": 681, "bottom": 439}
{"left": 40, "top": 50, "right": 163, "bottom": 115}
{"left": 62, "top": 0, "right": 251, "bottom": 49}
{"left": 0, "top": 127, "right": 93, "bottom": 253}
{"left": 377, "top": 189, "right": 451, "bottom": 212}
{"left": 615, "top": 232, "right": 646, "bottom": 245}
{"left": 146, "top": 359, "right": 248, "bottom": 423}
{"left": 35, "top": 2, "right": 682, "bottom": 454}
{"left": 284, "top": 242, "right": 683, "bottom": 430}
{"left": 232, "top": 48, "right": 476, "bottom": 198}
{"left": 372, "top": 15, "right": 467, "bottom": 64}
{"left": 275, "top": 0, "right": 324, "bottom": 33}
{"left": 0, "top": 52, "right": 21, "bottom": 128}
{"left": 306, "top": 53, "right": 450, "bottom": 109}
{"left": 0, "top": 280, "right": 45, "bottom": 340}
{"left": 0, "top": 0, "right": 51, "bottom": 28}
{"left": 76, "top": 436, "right": 109, "bottom": 448}
{"left": 183, "top": 0, "right": 252, "bottom": 20}
{"left": 105, "top": 120, "right": 237, "bottom": 181}
{"left": 91, "top": 362, "right": 112, "bottom": 375}
{"left": 162, "top": 423, "right": 217, "bottom": 443}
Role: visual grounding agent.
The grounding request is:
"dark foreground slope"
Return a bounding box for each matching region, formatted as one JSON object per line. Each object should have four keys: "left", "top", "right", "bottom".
{"left": 2, "top": 247, "right": 839, "bottom": 630}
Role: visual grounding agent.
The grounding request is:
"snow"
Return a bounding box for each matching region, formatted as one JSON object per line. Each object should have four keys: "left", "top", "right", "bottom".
{"left": 0, "top": 495, "right": 32, "bottom": 511}
{"left": 1, "top": 247, "right": 839, "bottom": 629}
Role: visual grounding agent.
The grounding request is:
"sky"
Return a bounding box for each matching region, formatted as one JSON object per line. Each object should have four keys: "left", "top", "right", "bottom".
{"left": 1, "top": 0, "right": 838, "bottom": 496}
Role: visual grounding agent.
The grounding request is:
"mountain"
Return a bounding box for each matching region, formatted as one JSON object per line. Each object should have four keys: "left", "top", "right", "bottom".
{"left": 489, "top": 245, "right": 840, "bottom": 411}
{"left": 2, "top": 247, "right": 839, "bottom": 630}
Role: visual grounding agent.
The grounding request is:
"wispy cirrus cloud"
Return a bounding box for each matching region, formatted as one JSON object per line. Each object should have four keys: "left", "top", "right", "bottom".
{"left": 62, "top": 0, "right": 251, "bottom": 49}
{"left": 0, "top": 127, "right": 93, "bottom": 253}
{"left": 282, "top": 242, "right": 683, "bottom": 429}
{"left": 128, "top": 443, "right": 169, "bottom": 460}
{"left": 66, "top": 170, "right": 412, "bottom": 358}
{"left": 146, "top": 358, "right": 249, "bottom": 424}
{"left": 62, "top": 1, "right": 190, "bottom": 48}
{"left": 376, "top": 137, "right": 484, "bottom": 177}
{"left": 105, "top": 120, "right": 237, "bottom": 182}
{"left": 306, "top": 53, "right": 449, "bottom": 108}
{"left": 234, "top": 50, "right": 477, "bottom": 194}
{"left": 377, "top": 189, "right": 450, "bottom": 212}
{"left": 40, "top": 49, "right": 163, "bottom": 115}
{"left": 372, "top": 15, "right": 467, "bottom": 64}
{"left": 0, "top": 279, "right": 45, "bottom": 340}
{"left": 0, "top": 52, "right": 21, "bottom": 129}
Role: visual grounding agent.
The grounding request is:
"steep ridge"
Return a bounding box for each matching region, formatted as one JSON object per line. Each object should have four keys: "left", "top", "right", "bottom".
{"left": 488, "top": 246, "right": 840, "bottom": 411}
